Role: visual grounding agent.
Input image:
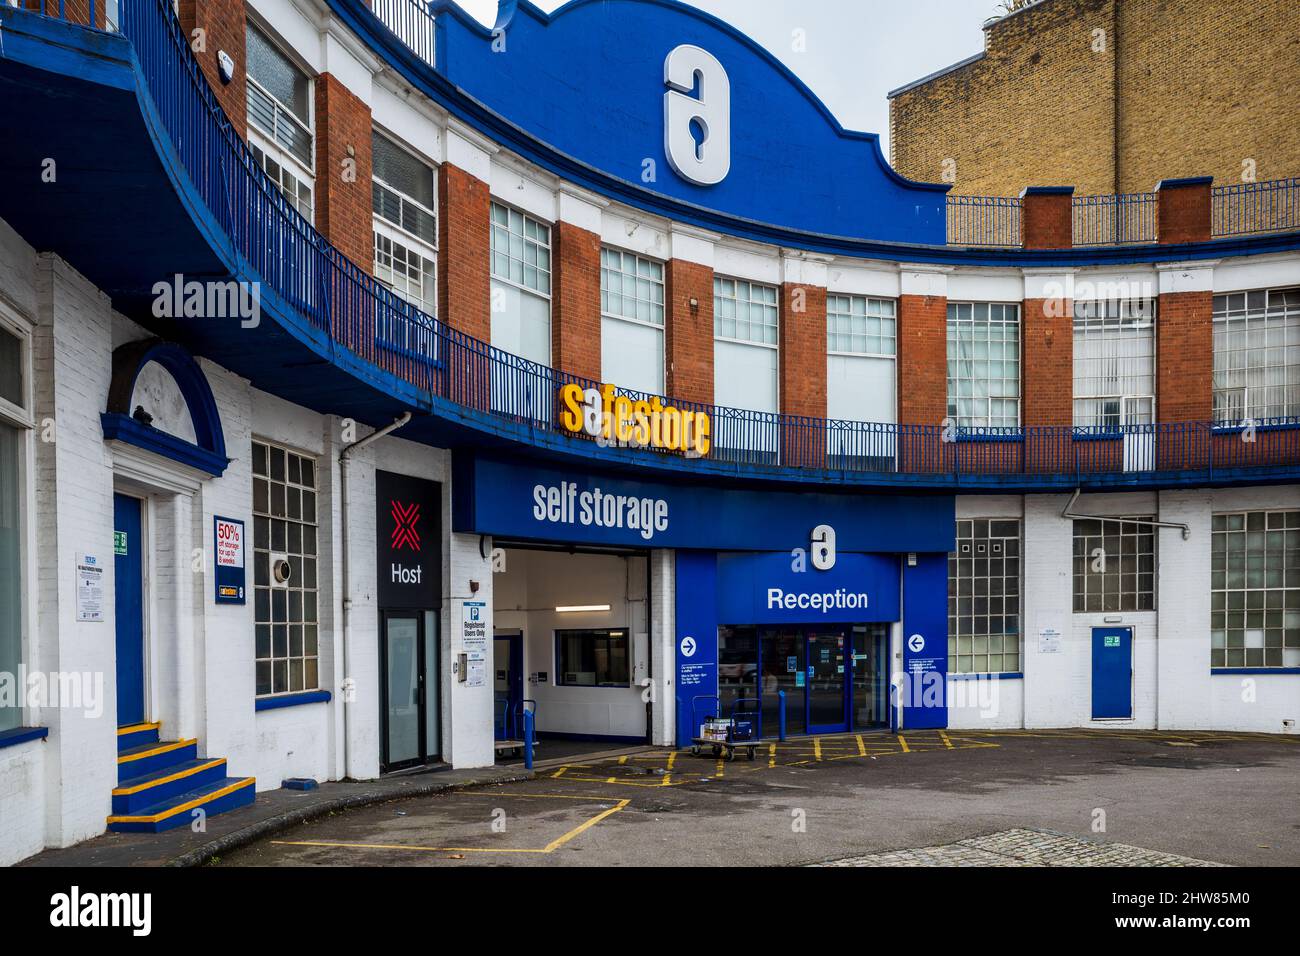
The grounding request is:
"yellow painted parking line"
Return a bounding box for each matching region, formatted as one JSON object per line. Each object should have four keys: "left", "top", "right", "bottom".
{"left": 660, "top": 772, "right": 672, "bottom": 787}
{"left": 272, "top": 797, "right": 631, "bottom": 856}
{"left": 714, "top": 757, "right": 725, "bottom": 778}
{"left": 813, "top": 737, "right": 823, "bottom": 761}
{"left": 897, "top": 734, "right": 910, "bottom": 753}
{"left": 939, "top": 730, "right": 953, "bottom": 750}
{"left": 855, "top": 734, "right": 867, "bottom": 757}
{"left": 606, "top": 777, "right": 617, "bottom": 784}
{"left": 618, "top": 755, "right": 628, "bottom": 765}
{"left": 768, "top": 743, "right": 777, "bottom": 768}
{"left": 666, "top": 751, "right": 677, "bottom": 771}
{"left": 550, "top": 767, "right": 568, "bottom": 779}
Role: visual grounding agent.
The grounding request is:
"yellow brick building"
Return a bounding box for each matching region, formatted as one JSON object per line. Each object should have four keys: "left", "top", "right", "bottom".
{"left": 888, "top": 0, "right": 1300, "bottom": 197}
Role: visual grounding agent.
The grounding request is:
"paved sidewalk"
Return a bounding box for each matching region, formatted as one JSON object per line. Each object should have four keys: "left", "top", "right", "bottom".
{"left": 816, "top": 828, "right": 1224, "bottom": 867}
{"left": 21, "top": 765, "right": 532, "bottom": 868}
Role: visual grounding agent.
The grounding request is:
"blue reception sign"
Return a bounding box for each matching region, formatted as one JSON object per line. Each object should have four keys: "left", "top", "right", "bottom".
{"left": 715, "top": 552, "right": 901, "bottom": 625}
{"left": 453, "top": 455, "right": 954, "bottom": 553}
{"left": 213, "top": 516, "right": 246, "bottom": 604}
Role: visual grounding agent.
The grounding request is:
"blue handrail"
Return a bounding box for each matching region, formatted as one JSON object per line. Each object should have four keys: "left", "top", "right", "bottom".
{"left": 9, "top": 1, "right": 1300, "bottom": 486}
{"left": 1213, "top": 178, "right": 1300, "bottom": 238}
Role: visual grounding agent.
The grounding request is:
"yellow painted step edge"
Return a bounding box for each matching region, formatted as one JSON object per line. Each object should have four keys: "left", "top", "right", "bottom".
{"left": 117, "top": 738, "right": 198, "bottom": 765}
{"left": 113, "top": 758, "right": 227, "bottom": 795}
{"left": 116, "top": 722, "right": 162, "bottom": 736}
{"left": 106, "top": 777, "right": 256, "bottom": 824}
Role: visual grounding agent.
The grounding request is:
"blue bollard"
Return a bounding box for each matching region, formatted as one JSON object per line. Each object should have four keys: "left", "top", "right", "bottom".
{"left": 778, "top": 690, "right": 787, "bottom": 742}
{"left": 523, "top": 708, "right": 534, "bottom": 770}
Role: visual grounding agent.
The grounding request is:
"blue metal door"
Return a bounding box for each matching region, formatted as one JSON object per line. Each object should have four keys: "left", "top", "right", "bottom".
{"left": 113, "top": 493, "right": 145, "bottom": 727}
{"left": 1091, "top": 627, "right": 1132, "bottom": 719}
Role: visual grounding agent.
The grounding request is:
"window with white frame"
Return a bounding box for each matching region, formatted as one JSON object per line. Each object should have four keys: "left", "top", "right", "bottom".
{"left": 714, "top": 276, "right": 778, "bottom": 413}
{"left": 490, "top": 202, "right": 551, "bottom": 365}
{"left": 253, "top": 440, "right": 320, "bottom": 697}
{"left": 947, "top": 302, "right": 1020, "bottom": 429}
{"left": 601, "top": 248, "right": 665, "bottom": 395}
{"left": 1073, "top": 298, "right": 1156, "bottom": 428}
{"left": 0, "top": 322, "right": 29, "bottom": 732}
{"left": 1212, "top": 288, "right": 1300, "bottom": 424}
{"left": 372, "top": 131, "right": 438, "bottom": 318}
{"left": 948, "top": 519, "right": 1021, "bottom": 675}
{"left": 1072, "top": 517, "right": 1156, "bottom": 613}
{"left": 1211, "top": 511, "right": 1300, "bottom": 669}
{"left": 826, "top": 294, "right": 896, "bottom": 423}
{"left": 246, "top": 23, "right": 314, "bottom": 220}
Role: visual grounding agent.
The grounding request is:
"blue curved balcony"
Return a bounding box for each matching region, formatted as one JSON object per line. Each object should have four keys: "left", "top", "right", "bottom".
{"left": 0, "top": 1, "right": 1297, "bottom": 493}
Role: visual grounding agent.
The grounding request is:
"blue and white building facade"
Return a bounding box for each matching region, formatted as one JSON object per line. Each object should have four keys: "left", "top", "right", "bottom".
{"left": 0, "top": 0, "right": 1296, "bottom": 864}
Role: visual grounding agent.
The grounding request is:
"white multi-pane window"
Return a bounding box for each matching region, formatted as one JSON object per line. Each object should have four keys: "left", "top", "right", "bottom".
{"left": 947, "top": 302, "right": 1020, "bottom": 428}
{"left": 0, "top": 320, "right": 29, "bottom": 732}
{"left": 1211, "top": 511, "right": 1300, "bottom": 669}
{"left": 246, "top": 23, "right": 314, "bottom": 220}
{"left": 490, "top": 202, "right": 551, "bottom": 365}
{"left": 372, "top": 131, "right": 438, "bottom": 318}
{"left": 1073, "top": 298, "right": 1156, "bottom": 428}
{"left": 1212, "top": 288, "right": 1300, "bottom": 424}
{"left": 253, "top": 440, "right": 320, "bottom": 697}
{"left": 1072, "top": 518, "right": 1156, "bottom": 613}
{"left": 826, "top": 294, "right": 896, "bottom": 423}
{"left": 601, "top": 248, "right": 665, "bottom": 395}
{"left": 948, "top": 519, "right": 1022, "bottom": 674}
{"left": 714, "top": 276, "right": 779, "bottom": 413}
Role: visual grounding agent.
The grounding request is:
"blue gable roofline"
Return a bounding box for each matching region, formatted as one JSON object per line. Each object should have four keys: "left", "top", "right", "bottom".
{"left": 333, "top": 0, "right": 1300, "bottom": 266}
{"left": 420, "top": 0, "right": 949, "bottom": 245}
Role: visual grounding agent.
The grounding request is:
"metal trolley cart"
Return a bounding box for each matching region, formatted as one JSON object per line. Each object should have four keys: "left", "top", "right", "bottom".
{"left": 688, "top": 696, "right": 762, "bottom": 761}
{"left": 494, "top": 699, "right": 538, "bottom": 759}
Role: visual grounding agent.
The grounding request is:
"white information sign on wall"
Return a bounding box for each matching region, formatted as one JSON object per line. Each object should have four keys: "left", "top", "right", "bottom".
{"left": 76, "top": 553, "right": 105, "bottom": 622}
{"left": 1038, "top": 626, "right": 1063, "bottom": 654}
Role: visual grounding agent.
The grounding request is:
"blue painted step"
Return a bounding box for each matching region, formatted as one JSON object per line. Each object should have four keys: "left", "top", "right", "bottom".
{"left": 116, "top": 721, "right": 161, "bottom": 752}
{"left": 107, "top": 776, "right": 256, "bottom": 833}
{"left": 117, "top": 737, "right": 198, "bottom": 785}
{"left": 112, "top": 757, "right": 230, "bottom": 814}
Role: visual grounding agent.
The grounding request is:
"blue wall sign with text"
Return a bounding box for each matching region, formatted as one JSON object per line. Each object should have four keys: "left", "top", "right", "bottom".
{"left": 715, "top": 552, "right": 901, "bottom": 625}
{"left": 213, "top": 516, "right": 246, "bottom": 605}
{"left": 453, "top": 455, "right": 954, "bottom": 553}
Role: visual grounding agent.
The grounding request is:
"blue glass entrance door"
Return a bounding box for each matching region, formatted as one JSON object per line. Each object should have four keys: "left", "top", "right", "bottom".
{"left": 1091, "top": 627, "right": 1133, "bottom": 719}
{"left": 113, "top": 493, "right": 146, "bottom": 727}
{"left": 806, "top": 630, "right": 850, "bottom": 733}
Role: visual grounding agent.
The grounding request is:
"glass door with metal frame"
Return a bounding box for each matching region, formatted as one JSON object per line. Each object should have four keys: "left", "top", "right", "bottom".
{"left": 381, "top": 611, "right": 428, "bottom": 772}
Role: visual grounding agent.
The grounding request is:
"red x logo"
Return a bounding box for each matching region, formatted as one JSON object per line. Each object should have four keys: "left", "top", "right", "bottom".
{"left": 391, "top": 500, "right": 421, "bottom": 551}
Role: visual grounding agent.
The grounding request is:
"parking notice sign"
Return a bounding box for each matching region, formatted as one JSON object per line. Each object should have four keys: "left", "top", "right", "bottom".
{"left": 214, "top": 516, "right": 246, "bottom": 604}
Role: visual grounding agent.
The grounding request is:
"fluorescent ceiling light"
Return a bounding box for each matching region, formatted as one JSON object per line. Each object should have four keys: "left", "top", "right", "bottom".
{"left": 555, "top": 604, "right": 611, "bottom": 613}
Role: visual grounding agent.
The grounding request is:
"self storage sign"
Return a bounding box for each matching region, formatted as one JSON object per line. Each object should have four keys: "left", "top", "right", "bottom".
{"left": 213, "top": 516, "right": 245, "bottom": 604}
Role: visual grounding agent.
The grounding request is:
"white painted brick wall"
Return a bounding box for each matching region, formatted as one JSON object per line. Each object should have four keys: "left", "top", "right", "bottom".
{"left": 0, "top": 739, "right": 46, "bottom": 866}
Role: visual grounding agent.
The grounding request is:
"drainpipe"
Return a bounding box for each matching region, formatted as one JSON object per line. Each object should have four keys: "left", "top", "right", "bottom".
{"left": 338, "top": 412, "right": 412, "bottom": 779}
{"left": 1060, "top": 488, "right": 1189, "bottom": 539}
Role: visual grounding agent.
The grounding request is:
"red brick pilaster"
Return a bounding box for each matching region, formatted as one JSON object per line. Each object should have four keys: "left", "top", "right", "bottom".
{"left": 437, "top": 163, "right": 491, "bottom": 342}
{"left": 897, "top": 293, "right": 948, "bottom": 426}
{"left": 1020, "top": 187, "right": 1074, "bottom": 250}
{"left": 664, "top": 259, "right": 714, "bottom": 406}
{"left": 779, "top": 281, "right": 827, "bottom": 467}
{"left": 314, "top": 73, "right": 373, "bottom": 272}
{"left": 1157, "top": 178, "right": 1213, "bottom": 245}
{"left": 1022, "top": 294, "right": 1073, "bottom": 428}
{"left": 551, "top": 221, "right": 602, "bottom": 382}
{"left": 177, "top": 0, "right": 247, "bottom": 132}
{"left": 1156, "top": 291, "right": 1213, "bottom": 422}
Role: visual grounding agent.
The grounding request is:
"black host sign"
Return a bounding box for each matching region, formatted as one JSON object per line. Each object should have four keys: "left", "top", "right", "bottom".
{"left": 376, "top": 471, "right": 442, "bottom": 609}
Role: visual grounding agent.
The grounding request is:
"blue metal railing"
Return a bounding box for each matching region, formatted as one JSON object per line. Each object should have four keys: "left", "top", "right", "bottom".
{"left": 946, "top": 195, "right": 1022, "bottom": 248}
{"left": 1212, "top": 178, "right": 1300, "bottom": 238}
{"left": 1072, "top": 192, "right": 1157, "bottom": 246}
{"left": 9, "top": 1, "right": 1300, "bottom": 486}
{"left": 370, "top": 0, "right": 436, "bottom": 67}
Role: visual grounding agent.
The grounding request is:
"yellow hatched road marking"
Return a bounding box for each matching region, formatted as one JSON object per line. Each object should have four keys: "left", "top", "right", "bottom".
{"left": 897, "top": 734, "right": 910, "bottom": 753}
{"left": 271, "top": 798, "right": 631, "bottom": 856}
{"left": 814, "top": 737, "right": 822, "bottom": 761}
{"left": 939, "top": 730, "right": 954, "bottom": 749}
{"left": 855, "top": 735, "right": 867, "bottom": 756}
{"left": 768, "top": 743, "right": 777, "bottom": 768}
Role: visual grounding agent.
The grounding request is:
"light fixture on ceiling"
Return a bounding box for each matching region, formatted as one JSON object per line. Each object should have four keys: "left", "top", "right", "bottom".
{"left": 555, "top": 604, "right": 611, "bottom": 613}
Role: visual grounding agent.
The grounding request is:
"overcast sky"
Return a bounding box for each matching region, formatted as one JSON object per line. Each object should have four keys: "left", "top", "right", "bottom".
{"left": 452, "top": 0, "right": 1002, "bottom": 155}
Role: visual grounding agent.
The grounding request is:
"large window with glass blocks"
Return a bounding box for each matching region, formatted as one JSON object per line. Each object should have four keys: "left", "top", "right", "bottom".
{"left": 1072, "top": 517, "right": 1156, "bottom": 613}
{"left": 1211, "top": 511, "right": 1300, "bottom": 669}
{"left": 948, "top": 519, "right": 1022, "bottom": 674}
{"left": 253, "top": 440, "right": 320, "bottom": 696}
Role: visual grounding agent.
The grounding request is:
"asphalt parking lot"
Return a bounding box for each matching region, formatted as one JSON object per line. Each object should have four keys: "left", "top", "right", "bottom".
{"left": 216, "top": 730, "right": 1300, "bottom": 867}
